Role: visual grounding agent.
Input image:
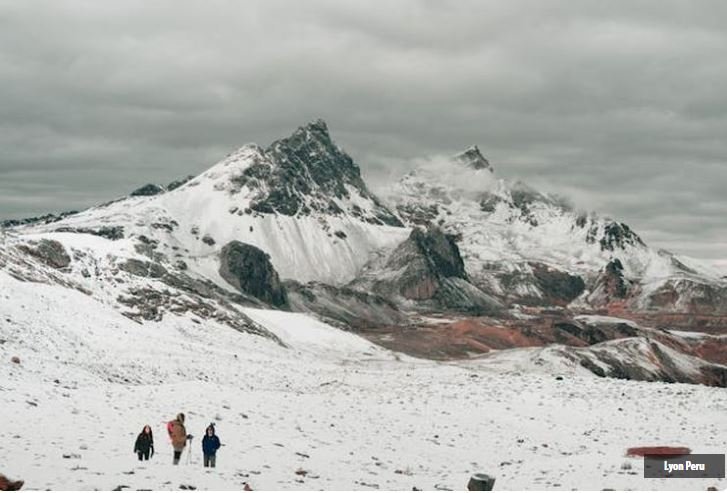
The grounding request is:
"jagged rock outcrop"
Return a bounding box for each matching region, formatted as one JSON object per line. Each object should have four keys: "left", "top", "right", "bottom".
{"left": 586, "top": 258, "right": 632, "bottom": 306}
{"left": 219, "top": 241, "right": 288, "bottom": 308}
{"left": 231, "top": 119, "right": 402, "bottom": 226}
{"left": 453, "top": 145, "right": 493, "bottom": 171}
{"left": 166, "top": 175, "right": 194, "bottom": 191}
{"left": 354, "top": 226, "right": 501, "bottom": 314}
{"left": 588, "top": 221, "right": 645, "bottom": 251}
{"left": 17, "top": 239, "right": 71, "bottom": 269}
{"left": 130, "top": 183, "right": 165, "bottom": 197}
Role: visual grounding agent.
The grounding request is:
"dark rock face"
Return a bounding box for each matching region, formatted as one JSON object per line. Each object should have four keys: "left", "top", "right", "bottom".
{"left": 54, "top": 225, "right": 124, "bottom": 240}
{"left": 453, "top": 146, "right": 493, "bottom": 171}
{"left": 166, "top": 175, "right": 194, "bottom": 191}
{"left": 18, "top": 239, "right": 71, "bottom": 269}
{"left": 219, "top": 241, "right": 287, "bottom": 308}
{"left": 408, "top": 227, "right": 467, "bottom": 279}
{"left": 387, "top": 227, "right": 467, "bottom": 300}
{"left": 591, "top": 221, "right": 645, "bottom": 251}
{"left": 530, "top": 262, "right": 585, "bottom": 305}
{"left": 232, "top": 119, "right": 403, "bottom": 226}
{"left": 359, "top": 226, "right": 501, "bottom": 314}
{"left": 585, "top": 258, "right": 633, "bottom": 307}
{"left": 130, "top": 183, "right": 165, "bottom": 197}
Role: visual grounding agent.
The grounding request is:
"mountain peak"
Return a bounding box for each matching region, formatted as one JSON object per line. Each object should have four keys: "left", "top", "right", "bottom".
{"left": 291, "top": 118, "right": 331, "bottom": 143}
{"left": 453, "top": 145, "right": 493, "bottom": 172}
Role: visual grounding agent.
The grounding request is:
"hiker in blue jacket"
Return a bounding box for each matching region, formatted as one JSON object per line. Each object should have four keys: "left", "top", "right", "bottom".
{"left": 201, "top": 424, "right": 221, "bottom": 467}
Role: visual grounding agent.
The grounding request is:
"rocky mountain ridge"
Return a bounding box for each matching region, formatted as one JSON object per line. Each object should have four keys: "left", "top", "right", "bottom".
{"left": 2, "top": 119, "right": 726, "bottom": 386}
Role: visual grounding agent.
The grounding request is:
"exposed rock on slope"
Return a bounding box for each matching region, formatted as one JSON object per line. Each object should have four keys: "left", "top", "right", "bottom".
{"left": 389, "top": 227, "right": 468, "bottom": 299}
{"left": 453, "top": 145, "right": 493, "bottom": 171}
{"left": 130, "top": 183, "right": 165, "bottom": 197}
{"left": 285, "top": 280, "right": 406, "bottom": 329}
{"left": 17, "top": 239, "right": 71, "bottom": 269}
{"left": 234, "top": 119, "right": 402, "bottom": 226}
{"left": 586, "top": 258, "right": 632, "bottom": 306}
{"left": 219, "top": 241, "right": 288, "bottom": 308}
{"left": 354, "top": 227, "right": 502, "bottom": 314}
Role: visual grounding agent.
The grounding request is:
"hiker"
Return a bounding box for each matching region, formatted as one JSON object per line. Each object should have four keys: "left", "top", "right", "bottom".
{"left": 201, "top": 424, "right": 221, "bottom": 468}
{"left": 167, "top": 413, "right": 187, "bottom": 465}
{"left": 133, "top": 425, "right": 154, "bottom": 461}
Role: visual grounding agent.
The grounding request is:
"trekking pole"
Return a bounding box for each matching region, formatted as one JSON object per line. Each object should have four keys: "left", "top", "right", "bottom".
{"left": 187, "top": 436, "right": 193, "bottom": 464}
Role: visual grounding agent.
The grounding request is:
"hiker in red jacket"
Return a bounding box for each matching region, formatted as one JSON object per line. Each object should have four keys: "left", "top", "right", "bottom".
{"left": 167, "top": 413, "right": 188, "bottom": 465}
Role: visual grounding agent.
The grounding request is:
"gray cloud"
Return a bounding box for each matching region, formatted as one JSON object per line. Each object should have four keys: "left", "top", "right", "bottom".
{"left": 0, "top": 0, "right": 725, "bottom": 262}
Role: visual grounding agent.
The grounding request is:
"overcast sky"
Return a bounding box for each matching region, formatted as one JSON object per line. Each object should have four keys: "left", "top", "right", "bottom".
{"left": 1, "top": 0, "right": 725, "bottom": 264}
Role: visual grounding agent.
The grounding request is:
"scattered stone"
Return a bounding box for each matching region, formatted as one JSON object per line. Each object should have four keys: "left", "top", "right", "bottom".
{"left": 201, "top": 234, "right": 216, "bottom": 246}
{"left": 555, "top": 376, "right": 564, "bottom": 381}
{"left": 467, "top": 473, "right": 495, "bottom": 491}
{"left": 0, "top": 474, "right": 24, "bottom": 491}
{"left": 294, "top": 468, "right": 308, "bottom": 476}
{"left": 10, "top": 356, "right": 20, "bottom": 365}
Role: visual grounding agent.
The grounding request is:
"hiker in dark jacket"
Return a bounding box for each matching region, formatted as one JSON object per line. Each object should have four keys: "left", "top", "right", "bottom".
{"left": 134, "top": 425, "right": 154, "bottom": 461}
{"left": 201, "top": 424, "right": 221, "bottom": 467}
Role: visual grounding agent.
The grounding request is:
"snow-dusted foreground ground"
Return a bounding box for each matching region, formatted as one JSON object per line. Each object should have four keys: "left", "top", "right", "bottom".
{"left": 1, "top": 272, "right": 725, "bottom": 491}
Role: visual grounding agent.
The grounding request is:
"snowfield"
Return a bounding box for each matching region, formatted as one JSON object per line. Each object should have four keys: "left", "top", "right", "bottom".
{"left": 1, "top": 271, "right": 725, "bottom": 491}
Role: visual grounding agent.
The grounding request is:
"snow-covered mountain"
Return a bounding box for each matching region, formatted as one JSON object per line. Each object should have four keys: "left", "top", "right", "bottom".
{"left": 387, "top": 145, "right": 727, "bottom": 314}
{"left": 1, "top": 119, "right": 726, "bottom": 389}
{"left": 7, "top": 119, "right": 408, "bottom": 287}
{"left": 2, "top": 119, "right": 727, "bottom": 490}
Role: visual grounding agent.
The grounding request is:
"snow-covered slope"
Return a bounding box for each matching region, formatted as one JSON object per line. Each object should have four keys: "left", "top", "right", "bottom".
{"left": 2, "top": 269, "right": 726, "bottom": 491}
